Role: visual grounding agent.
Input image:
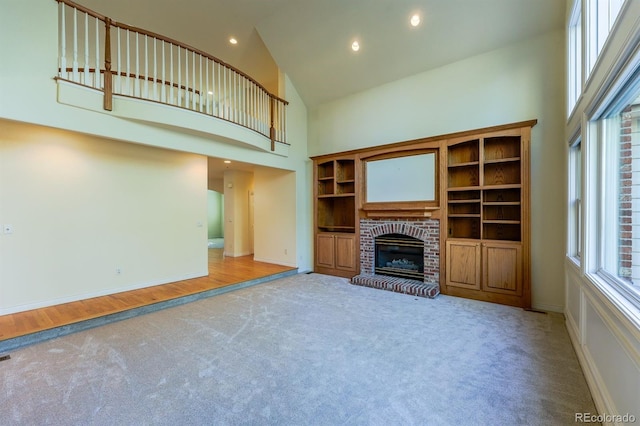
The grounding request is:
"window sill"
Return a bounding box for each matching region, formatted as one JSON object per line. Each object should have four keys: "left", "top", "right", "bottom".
{"left": 583, "top": 270, "right": 640, "bottom": 334}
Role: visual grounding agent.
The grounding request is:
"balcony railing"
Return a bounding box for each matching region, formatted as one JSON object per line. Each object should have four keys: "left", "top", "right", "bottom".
{"left": 55, "top": 0, "right": 288, "bottom": 149}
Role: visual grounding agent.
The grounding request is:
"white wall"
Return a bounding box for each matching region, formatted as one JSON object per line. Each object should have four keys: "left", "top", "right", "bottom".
{"left": 309, "top": 30, "right": 566, "bottom": 312}
{"left": 253, "top": 168, "right": 297, "bottom": 267}
{"left": 0, "top": 120, "right": 208, "bottom": 314}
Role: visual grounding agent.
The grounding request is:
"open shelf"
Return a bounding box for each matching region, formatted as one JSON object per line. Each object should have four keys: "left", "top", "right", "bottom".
{"left": 448, "top": 139, "right": 479, "bottom": 166}
{"left": 448, "top": 217, "right": 481, "bottom": 239}
{"left": 483, "top": 162, "right": 521, "bottom": 186}
{"left": 317, "top": 160, "right": 334, "bottom": 179}
{"left": 484, "top": 136, "right": 521, "bottom": 161}
{"left": 483, "top": 223, "right": 521, "bottom": 241}
{"left": 317, "top": 195, "right": 355, "bottom": 231}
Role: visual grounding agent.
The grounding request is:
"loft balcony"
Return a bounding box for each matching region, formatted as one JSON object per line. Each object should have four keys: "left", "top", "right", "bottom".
{"left": 54, "top": 0, "right": 288, "bottom": 154}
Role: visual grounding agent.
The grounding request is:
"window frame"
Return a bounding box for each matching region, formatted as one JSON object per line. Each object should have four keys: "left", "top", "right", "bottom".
{"left": 585, "top": 0, "right": 625, "bottom": 77}
{"left": 587, "top": 75, "right": 640, "bottom": 309}
{"left": 568, "top": 138, "right": 583, "bottom": 263}
{"left": 567, "top": 2, "right": 583, "bottom": 116}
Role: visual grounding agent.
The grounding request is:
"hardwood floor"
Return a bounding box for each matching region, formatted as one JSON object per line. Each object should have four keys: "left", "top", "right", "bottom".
{"left": 0, "top": 249, "right": 296, "bottom": 343}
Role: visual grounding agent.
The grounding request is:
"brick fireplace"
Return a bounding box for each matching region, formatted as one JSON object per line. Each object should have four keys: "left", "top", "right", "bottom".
{"left": 351, "top": 218, "right": 440, "bottom": 298}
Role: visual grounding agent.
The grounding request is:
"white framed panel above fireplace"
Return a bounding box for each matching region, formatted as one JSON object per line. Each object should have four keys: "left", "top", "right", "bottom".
{"left": 366, "top": 152, "right": 436, "bottom": 202}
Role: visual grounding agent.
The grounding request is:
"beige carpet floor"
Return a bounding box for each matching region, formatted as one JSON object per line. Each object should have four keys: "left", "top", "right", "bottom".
{"left": 0, "top": 273, "right": 597, "bottom": 425}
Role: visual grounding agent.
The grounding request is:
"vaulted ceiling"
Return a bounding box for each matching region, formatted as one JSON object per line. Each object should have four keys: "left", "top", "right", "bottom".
{"left": 78, "top": 0, "right": 566, "bottom": 108}
{"left": 77, "top": 0, "right": 566, "bottom": 179}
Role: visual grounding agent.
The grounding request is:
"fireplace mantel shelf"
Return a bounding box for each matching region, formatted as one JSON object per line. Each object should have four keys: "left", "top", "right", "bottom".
{"left": 361, "top": 203, "right": 440, "bottom": 219}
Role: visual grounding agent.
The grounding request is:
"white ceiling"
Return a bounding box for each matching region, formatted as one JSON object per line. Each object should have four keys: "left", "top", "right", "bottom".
{"left": 81, "top": 0, "right": 565, "bottom": 108}
{"left": 78, "top": 0, "right": 566, "bottom": 177}
{"left": 256, "top": 0, "right": 566, "bottom": 106}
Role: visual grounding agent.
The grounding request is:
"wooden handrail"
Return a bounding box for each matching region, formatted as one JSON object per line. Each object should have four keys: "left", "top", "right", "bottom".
{"left": 55, "top": 0, "right": 106, "bottom": 21}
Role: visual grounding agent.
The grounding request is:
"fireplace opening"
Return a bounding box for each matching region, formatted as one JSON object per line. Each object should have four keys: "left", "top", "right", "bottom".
{"left": 375, "top": 233, "right": 424, "bottom": 281}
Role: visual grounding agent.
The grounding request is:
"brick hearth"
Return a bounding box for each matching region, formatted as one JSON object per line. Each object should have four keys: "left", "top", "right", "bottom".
{"left": 351, "top": 218, "right": 440, "bottom": 298}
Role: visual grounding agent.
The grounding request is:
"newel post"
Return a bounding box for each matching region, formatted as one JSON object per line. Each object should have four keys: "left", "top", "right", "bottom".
{"left": 103, "top": 17, "right": 113, "bottom": 111}
{"left": 269, "top": 96, "right": 275, "bottom": 151}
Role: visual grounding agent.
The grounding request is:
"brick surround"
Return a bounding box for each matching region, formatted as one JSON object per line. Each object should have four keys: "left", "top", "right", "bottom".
{"left": 352, "top": 218, "right": 440, "bottom": 298}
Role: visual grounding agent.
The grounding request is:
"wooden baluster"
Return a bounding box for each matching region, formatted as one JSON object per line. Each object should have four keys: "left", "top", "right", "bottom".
{"left": 116, "top": 27, "right": 121, "bottom": 94}
{"left": 217, "top": 63, "right": 221, "bottom": 117}
{"left": 135, "top": 32, "right": 140, "bottom": 97}
{"left": 240, "top": 77, "right": 244, "bottom": 126}
{"left": 191, "top": 51, "right": 195, "bottom": 110}
{"left": 170, "top": 44, "right": 174, "bottom": 104}
{"left": 177, "top": 46, "right": 181, "bottom": 106}
{"left": 205, "top": 58, "right": 209, "bottom": 114}
{"left": 192, "top": 51, "right": 197, "bottom": 110}
{"left": 282, "top": 101, "right": 287, "bottom": 143}
{"left": 262, "top": 91, "right": 266, "bottom": 136}
{"left": 258, "top": 89, "right": 262, "bottom": 134}
{"left": 223, "top": 66, "right": 227, "bottom": 119}
{"left": 59, "top": 3, "right": 66, "bottom": 78}
{"left": 250, "top": 82, "right": 253, "bottom": 128}
{"left": 94, "top": 16, "right": 99, "bottom": 88}
{"left": 125, "top": 29, "right": 130, "bottom": 95}
{"left": 255, "top": 85, "right": 259, "bottom": 132}
{"left": 72, "top": 7, "right": 78, "bottom": 81}
{"left": 83, "top": 12, "right": 89, "bottom": 85}
{"left": 103, "top": 17, "right": 112, "bottom": 111}
{"left": 242, "top": 78, "right": 246, "bottom": 126}
{"left": 162, "top": 41, "right": 166, "bottom": 103}
{"left": 198, "top": 54, "right": 202, "bottom": 111}
{"left": 144, "top": 34, "right": 149, "bottom": 99}
{"left": 184, "top": 48, "right": 188, "bottom": 108}
{"left": 233, "top": 72, "right": 237, "bottom": 123}
{"left": 269, "top": 97, "right": 276, "bottom": 151}
{"left": 152, "top": 37, "right": 157, "bottom": 101}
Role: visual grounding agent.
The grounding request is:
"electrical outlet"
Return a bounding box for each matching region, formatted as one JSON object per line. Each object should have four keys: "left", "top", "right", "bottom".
{"left": 3, "top": 224, "right": 13, "bottom": 234}
{"left": 116, "top": 268, "right": 122, "bottom": 275}
{"left": 284, "top": 249, "right": 288, "bottom": 255}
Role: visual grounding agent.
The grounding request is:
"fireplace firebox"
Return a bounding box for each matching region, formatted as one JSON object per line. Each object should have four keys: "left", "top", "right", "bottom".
{"left": 375, "top": 233, "right": 424, "bottom": 281}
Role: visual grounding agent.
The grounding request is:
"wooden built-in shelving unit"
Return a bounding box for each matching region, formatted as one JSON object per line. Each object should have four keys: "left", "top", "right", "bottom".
{"left": 312, "top": 120, "right": 536, "bottom": 308}
{"left": 444, "top": 124, "right": 534, "bottom": 308}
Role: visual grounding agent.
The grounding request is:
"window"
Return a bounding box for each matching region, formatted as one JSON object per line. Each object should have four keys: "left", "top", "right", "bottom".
{"left": 569, "top": 139, "right": 582, "bottom": 261}
{"left": 568, "top": 3, "right": 582, "bottom": 114}
{"left": 586, "top": 0, "right": 624, "bottom": 74}
{"left": 592, "top": 84, "right": 640, "bottom": 304}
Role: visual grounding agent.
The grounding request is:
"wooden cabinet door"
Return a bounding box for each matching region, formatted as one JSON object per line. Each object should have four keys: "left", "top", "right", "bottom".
{"left": 446, "top": 240, "right": 481, "bottom": 289}
{"left": 482, "top": 242, "right": 522, "bottom": 296}
{"left": 316, "top": 234, "right": 335, "bottom": 269}
{"left": 335, "top": 234, "right": 356, "bottom": 272}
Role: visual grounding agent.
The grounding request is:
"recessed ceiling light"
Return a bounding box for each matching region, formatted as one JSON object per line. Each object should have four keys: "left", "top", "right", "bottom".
{"left": 224, "top": 160, "right": 231, "bottom": 164}
{"left": 410, "top": 14, "right": 421, "bottom": 27}
{"left": 351, "top": 40, "right": 360, "bottom": 52}
{"left": 229, "top": 37, "right": 238, "bottom": 45}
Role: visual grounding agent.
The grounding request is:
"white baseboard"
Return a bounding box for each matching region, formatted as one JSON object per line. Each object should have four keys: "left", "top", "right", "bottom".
{"left": 253, "top": 256, "right": 297, "bottom": 268}
{"left": 565, "top": 316, "right": 609, "bottom": 418}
